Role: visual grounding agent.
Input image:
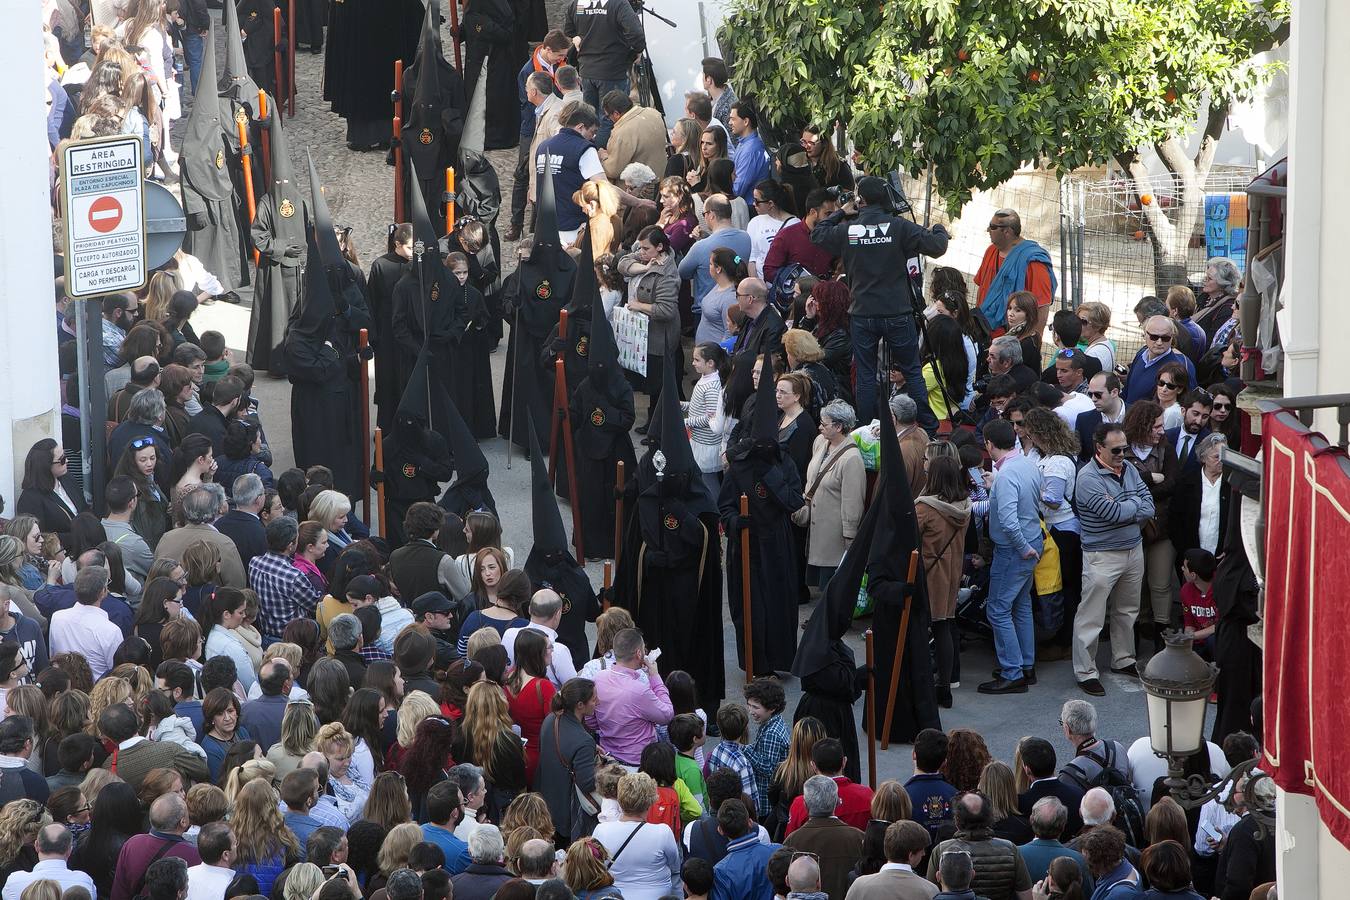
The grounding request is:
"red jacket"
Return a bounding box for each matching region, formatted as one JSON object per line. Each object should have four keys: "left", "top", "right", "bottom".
{"left": 784, "top": 775, "right": 874, "bottom": 836}
{"left": 111, "top": 832, "right": 202, "bottom": 900}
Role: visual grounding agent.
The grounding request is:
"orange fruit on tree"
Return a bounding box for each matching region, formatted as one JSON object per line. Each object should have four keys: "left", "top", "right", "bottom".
{"left": 1029, "top": 69, "right": 1041, "bottom": 82}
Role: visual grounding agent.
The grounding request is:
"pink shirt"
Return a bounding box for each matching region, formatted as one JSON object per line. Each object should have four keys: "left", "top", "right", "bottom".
{"left": 587, "top": 665, "right": 673, "bottom": 765}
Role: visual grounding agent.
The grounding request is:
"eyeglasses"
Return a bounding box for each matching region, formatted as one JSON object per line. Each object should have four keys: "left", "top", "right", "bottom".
{"left": 753, "top": 197, "right": 769, "bottom": 206}
{"left": 1211, "top": 401, "right": 1232, "bottom": 410}
{"left": 1157, "top": 381, "right": 1180, "bottom": 391}
{"left": 1105, "top": 446, "right": 1127, "bottom": 456}
{"left": 1087, "top": 391, "right": 1106, "bottom": 399}
{"left": 790, "top": 851, "right": 820, "bottom": 862}
{"left": 986, "top": 223, "right": 1009, "bottom": 231}
{"left": 1077, "top": 317, "right": 1091, "bottom": 325}
{"left": 130, "top": 438, "right": 155, "bottom": 450}
{"left": 1146, "top": 332, "right": 1173, "bottom": 342}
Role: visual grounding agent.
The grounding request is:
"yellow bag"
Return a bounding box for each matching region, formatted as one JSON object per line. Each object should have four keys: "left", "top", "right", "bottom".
{"left": 1034, "top": 522, "right": 1062, "bottom": 595}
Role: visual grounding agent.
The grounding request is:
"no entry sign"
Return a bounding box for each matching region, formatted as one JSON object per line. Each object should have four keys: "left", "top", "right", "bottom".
{"left": 61, "top": 135, "right": 146, "bottom": 297}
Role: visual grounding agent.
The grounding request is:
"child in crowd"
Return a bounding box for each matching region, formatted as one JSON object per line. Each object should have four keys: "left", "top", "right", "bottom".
{"left": 1181, "top": 548, "right": 1218, "bottom": 659}
{"left": 199, "top": 331, "right": 230, "bottom": 383}
{"left": 707, "top": 702, "right": 757, "bottom": 805}
{"left": 742, "top": 679, "right": 790, "bottom": 819}
{"left": 683, "top": 343, "right": 729, "bottom": 498}
{"left": 669, "top": 713, "right": 709, "bottom": 812}
{"left": 639, "top": 742, "right": 702, "bottom": 840}
{"left": 595, "top": 763, "right": 627, "bottom": 825}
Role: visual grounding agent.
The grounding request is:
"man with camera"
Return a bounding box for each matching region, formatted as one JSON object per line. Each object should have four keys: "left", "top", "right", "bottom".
{"left": 809, "top": 176, "right": 950, "bottom": 432}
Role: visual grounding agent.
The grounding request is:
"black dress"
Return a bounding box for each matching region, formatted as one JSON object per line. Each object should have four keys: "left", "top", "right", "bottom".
{"left": 460, "top": 0, "right": 524, "bottom": 151}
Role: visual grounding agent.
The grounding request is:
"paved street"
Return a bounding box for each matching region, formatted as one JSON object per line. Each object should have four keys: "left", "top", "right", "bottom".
{"left": 187, "top": 5, "right": 1154, "bottom": 784}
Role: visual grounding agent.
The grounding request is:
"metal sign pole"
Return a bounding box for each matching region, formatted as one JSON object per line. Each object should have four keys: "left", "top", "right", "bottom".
{"left": 79, "top": 299, "right": 108, "bottom": 514}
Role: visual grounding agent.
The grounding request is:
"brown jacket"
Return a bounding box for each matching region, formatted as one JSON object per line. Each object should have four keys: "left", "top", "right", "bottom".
{"left": 915, "top": 496, "right": 971, "bottom": 619}
{"left": 153, "top": 523, "right": 247, "bottom": 588}
{"left": 897, "top": 425, "right": 930, "bottom": 499}
{"left": 102, "top": 737, "right": 211, "bottom": 791}
{"left": 783, "top": 817, "right": 866, "bottom": 900}
{"left": 842, "top": 867, "right": 938, "bottom": 900}
{"left": 602, "top": 105, "right": 670, "bottom": 182}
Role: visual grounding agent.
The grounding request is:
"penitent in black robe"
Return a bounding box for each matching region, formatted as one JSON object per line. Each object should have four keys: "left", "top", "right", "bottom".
{"left": 1211, "top": 477, "right": 1263, "bottom": 744}
{"left": 448, "top": 280, "right": 496, "bottom": 440}
{"left": 616, "top": 465, "right": 726, "bottom": 707}
{"left": 498, "top": 265, "right": 568, "bottom": 452}
{"left": 323, "top": 0, "right": 421, "bottom": 143}
{"left": 402, "top": 57, "right": 467, "bottom": 231}
{"left": 569, "top": 372, "right": 636, "bottom": 559}
{"left": 794, "top": 643, "right": 864, "bottom": 785}
{"left": 285, "top": 338, "right": 362, "bottom": 494}
{"left": 381, "top": 419, "right": 453, "bottom": 549}
{"left": 460, "top": 0, "right": 524, "bottom": 151}
{"left": 238, "top": 0, "right": 282, "bottom": 97}
{"left": 720, "top": 452, "right": 805, "bottom": 677}
{"left": 367, "top": 251, "right": 411, "bottom": 432}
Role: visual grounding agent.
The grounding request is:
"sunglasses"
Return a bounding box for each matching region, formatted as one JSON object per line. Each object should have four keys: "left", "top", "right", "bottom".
{"left": 1105, "top": 446, "right": 1128, "bottom": 456}
{"left": 1087, "top": 391, "right": 1106, "bottom": 399}
{"left": 1146, "top": 332, "right": 1173, "bottom": 342}
{"left": 1157, "top": 381, "right": 1180, "bottom": 391}
{"left": 53, "top": 456, "right": 67, "bottom": 465}
{"left": 130, "top": 437, "right": 155, "bottom": 450}
{"left": 1211, "top": 401, "right": 1232, "bottom": 410}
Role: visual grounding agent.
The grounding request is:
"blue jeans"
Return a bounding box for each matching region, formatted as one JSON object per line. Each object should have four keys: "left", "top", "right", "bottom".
{"left": 183, "top": 30, "right": 205, "bottom": 94}
{"left": 851, "top": 313, "right": 938, "bottom": 434}
{"left": 987, "top": 542, "right": 1041, "bottom": 680}
{"left": 582, "top": 76, "right": 630, "bottom": 148}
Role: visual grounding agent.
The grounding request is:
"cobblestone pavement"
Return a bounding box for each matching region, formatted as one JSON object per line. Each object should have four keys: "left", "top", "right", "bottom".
{"left": 180, "top": 3, "right": 1151, "bottom": 770}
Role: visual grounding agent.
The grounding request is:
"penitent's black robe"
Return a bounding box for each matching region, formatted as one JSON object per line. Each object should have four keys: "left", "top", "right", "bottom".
{"left": 367, "top": 251, "right": 411, "bottom": 432}
{"left": 794, "top": 643, "right": 864, "bottom": 784}
{"left": 292, "top": 0, "right": 324, "bottom": 49}
{"left": 498, "top": 262, "right": 569, "bottom": 452}
{"left": 448, "top": 280, "right": 496, "bottom": 440}
{"left": 285, "top": 338, "right": 362, "bottom": 494}
{"left": 460, "top": 0, "right": 524, "bottom": 151}
{"left": 381, "top": 420, "right": 453, "bottom": 549}
{"left": 720, "top": 452, "right": 805, "bottom": 677}
{"left": 615, "top": 466, "right": 726, "bottom": 707}
{"left": 569, "top": 371, "right": 636, "bottom": 559}
{"left": 524, "top": 549, "right": 600, "bottom": 675}
{"left": 248, "top": 195, "right": 306, "bottom": 375}
{"left": 238, "top": 0, "right": 282, "bottom": 97}
{"left": 1211, "top": 477, "right": 1263, "bottom": 744}
{"left": 402, "top": 57, "right": 467, "bottom": 231}
{"left": 323, "top": 0, "right": 421, "bottom": 140}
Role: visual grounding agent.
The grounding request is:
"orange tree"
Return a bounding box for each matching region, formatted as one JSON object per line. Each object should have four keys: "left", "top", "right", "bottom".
{"left": 724, "top": 0, "right": 1289, "bottom": 286}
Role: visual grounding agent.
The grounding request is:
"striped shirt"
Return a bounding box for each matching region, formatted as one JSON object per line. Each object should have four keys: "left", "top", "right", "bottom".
{"left": 1074, "top": 459, "right": 1155, "bottom": 552}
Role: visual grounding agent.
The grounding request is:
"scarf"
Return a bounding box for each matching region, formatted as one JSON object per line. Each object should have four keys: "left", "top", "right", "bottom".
{"left": 978, "top": 238, "right": 1057, "bottom": 330}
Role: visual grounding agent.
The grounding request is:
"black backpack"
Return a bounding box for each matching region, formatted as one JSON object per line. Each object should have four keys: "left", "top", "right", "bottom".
{"left": 1060, "top": 741, "right": 1146, "bottom": 848}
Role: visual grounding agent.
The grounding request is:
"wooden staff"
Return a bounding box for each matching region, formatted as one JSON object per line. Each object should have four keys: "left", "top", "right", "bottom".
{"left": 864, "top": 629, "right": 877, "bottom": 789}
{"left": 238, "top": 117, "right": 258, "bottom": 267}
{"left": 602, "top": 561, "right": 612, "bottom": 610}
{"left": 257, "top": 91, "right": 271, "bottom": 187}
{"left": 392, "top": 60, "right": 404, "bottom": 223}
{"left": 358, "top": 329, "right": 371, "bottom": 525}
{"left": 447, "top": 0, "right": 463, "bottom": 71}
{"left": 445, "top": 167, "right": 456, "bottom": 234}
{"left": 880, "top": 549, "right": 920, "bottom": 751}
{"left": 547, "top": 309, "right": 569, "bottom": 471}
{"left": 613, "top": 459, "right": 625, "bottom": 573}
{"left": 553, "top": 357, "right": 585, "bottom": 562}
{"left": 287, "top": 0, "right": 296, "bottom": 116}
{"left": 374, "top": 427, "right": 387, "bottom": 537}
{"left": 740, "top": 493, "right": 752, "bottom": 681}
{"left": 392, "top": 116, "right": 404, "bottom": 223}
{"left": 272, "top": 8, "right": 283, "bottom": 119}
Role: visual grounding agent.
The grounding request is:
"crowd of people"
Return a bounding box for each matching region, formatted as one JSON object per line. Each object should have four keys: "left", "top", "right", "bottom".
{"left": 26, "top": 0, "right": 1275, "bottom": 899}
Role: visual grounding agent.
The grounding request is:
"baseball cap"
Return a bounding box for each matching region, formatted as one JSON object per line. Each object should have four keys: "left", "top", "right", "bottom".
{"left": 412, "top": 591, "right": 454, "bottom": 618}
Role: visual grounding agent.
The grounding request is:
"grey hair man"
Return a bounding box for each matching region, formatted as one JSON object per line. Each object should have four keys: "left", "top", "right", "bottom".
{"left": 386, "top": 869, "right": 424, "bottom": 900}
{"left": 988, "top": 334, "right": 1023, "bottom": 374}
{"left": 1019, "top": 796, "right": 1093, "bottom": 888}
{"left": 5, "top": 824, "right": 97, "bottom": 897}
{"left": 782, "top": 775, "right": 864, "bottom": 900}
{"left": 502, "top": 589, "right": 576, "bottom": 685}
{"left": 153, "top": 483, "right": 247, "bottom": 589}
{"left": 516, "top": 839, "right": 558, "bottom": 884}
{"left": 216, "top": 472, "right": 268, "bottom": 571}
{"left": 1057, "top": 701, "right": 1131, "bottom": 789}
{"left": 448, "top": 763, "right": 487, "bottom": 841}
{"left": 126, "top": 387, "right": 167, "bottom": 426}
{"left": 785, "top": 856, "right": 822, "bottom": 899}
{"left": 49, "top": 565, "right": 123, "bottom": 679}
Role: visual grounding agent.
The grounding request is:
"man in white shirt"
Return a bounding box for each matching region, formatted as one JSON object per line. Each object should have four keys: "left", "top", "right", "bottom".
{"left": 186, "top": 822, "right": 236, "bottom": 900}
{"left": 1125, "top": 735, "right": 1230, "bottom": 813}
{"left": 1, "top": 824, "right": 95, "bottom": 900}
{"left": 502, "top": 589, "right": 578, "bottom": 687}
{"left": 49, "top": 565, "right": 123, "bottom": 680}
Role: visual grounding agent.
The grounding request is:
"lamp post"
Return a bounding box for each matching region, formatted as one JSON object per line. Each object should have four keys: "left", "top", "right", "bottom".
{"left": 1141, "top": 630, "right": 1276, "bottom": 838}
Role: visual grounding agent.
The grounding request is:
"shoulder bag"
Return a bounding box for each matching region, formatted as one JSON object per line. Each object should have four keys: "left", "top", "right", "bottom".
{"left": 552, "top": 716, "right": 601, "bottom": 817}
{"left": 791, "top": 442, "right": 856, "bottom": 527}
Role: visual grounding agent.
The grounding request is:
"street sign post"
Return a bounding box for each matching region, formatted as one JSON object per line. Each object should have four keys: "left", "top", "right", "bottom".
{"left": 61, "top": 135, "right": 147, "bottom": 298}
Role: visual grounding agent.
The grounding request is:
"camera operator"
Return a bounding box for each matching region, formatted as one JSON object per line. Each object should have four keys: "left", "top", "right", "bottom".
{"left": 564, "top": 0, "right": 647, "bottom": 149}
{"left": 809, "top": 175, "right": 950, "bottom": 434}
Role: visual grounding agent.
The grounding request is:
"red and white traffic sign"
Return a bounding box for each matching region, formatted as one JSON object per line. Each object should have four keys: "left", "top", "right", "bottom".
{"left": 88, "top": 196, "right": 123, "bottom": 234}
{"left": 61, "top": 135, "right": 146, "bottom": 297}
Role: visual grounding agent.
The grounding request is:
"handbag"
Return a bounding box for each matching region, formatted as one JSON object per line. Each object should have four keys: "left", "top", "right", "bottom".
{"left": 552, "top": 716, "right": 601, "bottom": 817}
{"left": 791, "top": 442, "right": 855, "bottom": 527}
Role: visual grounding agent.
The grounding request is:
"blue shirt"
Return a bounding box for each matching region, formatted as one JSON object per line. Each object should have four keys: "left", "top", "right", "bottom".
{"left": 678, "top": 229, "right": 752, "bottom": 314}
{"left": 987, "top": 450, "right": 1044, "bottom": 556}
{"left": 731, "top": 132, "right": 770, "bottom": 204}
{"left": 422, "top": 824, "right": 472, "bottom": 874}
{"left": 903, "top": 772, "right": 957, "bottom": 841}
{"left": 175, "top": 700, "right": 204, "bottom": 741}
{"left": 712, "top": 833, "right": 781, "bottom": 900}
{"left": 1122, "top": 347, "right": 1195, "bottom": 405}
{"left": 284, "top": 810, "right": 325, "bottom": 854}
{"left": 1019, "top": 839, "right": 1093, "bottom": 895}
{"left": 1092, "top": 859, "right": 1141, "bottom": 900}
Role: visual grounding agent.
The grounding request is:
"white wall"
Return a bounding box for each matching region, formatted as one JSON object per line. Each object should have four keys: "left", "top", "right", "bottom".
{"left": 645, "top": 0, "right": 727, "bottom": 127}
{"left": 0, "top": 4, "right": 60, "bottom": 503}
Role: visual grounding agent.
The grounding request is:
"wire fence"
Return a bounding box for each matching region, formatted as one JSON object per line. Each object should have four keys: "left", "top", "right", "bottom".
{"left": 899, "top": 164, "right": 1257, "bottom": 367}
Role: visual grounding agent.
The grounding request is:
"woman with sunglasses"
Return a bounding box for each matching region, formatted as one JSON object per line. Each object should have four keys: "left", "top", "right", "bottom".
{"left": 1152, "top": 362, "right": 1190, "bottom": 431}
{"left": 1123, "top": 400, "right": 1181, "bottom": 652}
{"left": 16, "top": 439, "right": 86, "bottom": 540}
{"left": 114, "top": 438, "right": 171, "bottom": 549}
{"left": 1205, "top": 383, "right": 1241, "bottom": 446}
{"left": 0, "top": 643, "right": 30, "bottom": 721}
{"left": 132, "top": 576, "right": 188, "bottom": 670}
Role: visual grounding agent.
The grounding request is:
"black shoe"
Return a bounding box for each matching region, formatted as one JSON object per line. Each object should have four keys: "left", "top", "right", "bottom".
{"left": 1078, "top": 678, "right": 1106, "bottom": 696}
{"left": 1023, "top": 667, "right": 1037, "bottom": 685}
{"left": 634, "top": 423, "right": 649, "bottom": 435}
{"left": 1110, "top": 664, "right": 1140, "bottom": 678}
{"left": 936, "top": 686, "right": 953, "bottom": 708}
{"left": 504, "top": 224, "right": 522, "bottom": 242}
{"left": 977, "top": 677, "right": 1028, "bottom": 695}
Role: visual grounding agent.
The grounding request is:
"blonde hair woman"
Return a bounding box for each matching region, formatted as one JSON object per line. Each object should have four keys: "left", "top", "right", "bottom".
{"left": 394, "top": 690, "right": 441, "bottom": 753}
{"left": 281, "top": 863, "right": 324, "bottom": 900}
{"left": 500, "top": 793, "right": 555, "bottom": 850}
{"left": 362, "top": 772, "right": 413, "bottom": 831}
{"left": 579, "top": 607, "right": 637, "bottom": 680}
{"left": 86, "top": 677, "right": 132, "bottom": 740}
{"left": 307, "top": 491, "right": 355, "bottom": 559}
{"left": 316, "top": 721, "right": 367, "bottom": 823}
{"left": 223, "top": 757, "right": 277, "bottom": 805}
{"left": 143, "top": 270, "right": 181, "bottom": 323}
{"left": 977, "top": 761, "right": 1034, "bottom": 844}
{"left": 461, "top": 681, "right": 526, "bottom": 818}
{"left": 230, "top": 778, "right": 301, "bottom": 895}
{"left": 0, "top": 799, "right": 52, "bottom": 873}
{"left": 593, "top": 772, "right": 681, "bottom": 900}
{"left": 563, "top": 836, "right": 618, "bottom": 898}
{"left": 373, "top": 823, "right": 425, "bottom": 891}
{"left": 769, "top": 717, "right": 826, "bottom": 828}
{"left": 79, "top": 768, "right": 123, "bottom": 806}
{"left": 266, "top": 701, "right": 320, "bottom": 784}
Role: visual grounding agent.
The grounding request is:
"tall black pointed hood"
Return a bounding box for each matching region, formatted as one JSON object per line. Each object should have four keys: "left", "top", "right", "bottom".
{"left": 527, "top": 420, "right": 570, "bottom": 557}
{"left": 403, "top": 156, "right": 457, "bottom": 340}
{"left": 532, "top": 149, "right": 561, "bottom": 251}
{"left": 868, "top": 391, "right": 918, "bottom": 579}
{"left": 396, "top": 346, "right": 436, "bottom": 424}
{"left": 220, "top": 0, "right": 260, "bottom": 105}
{"left": 585, "top": 266, "right": 620, "bottom": 379}
{"left": 516, "top": 163, "right": 575, "bottom": 338}
{"left": 751, "top": 339, "right": 781, "bottom": 446}
{"left": 653, "top": 353, "right": 717, "bottom": 516}
{"left": 180, "top": 21, "right": 232, "bottom": 202}
{"left": 289, "top": 222, "right": 336, "bottom": 342}
{"left": 436, "top": 389, "right": 497, "bottom": 516}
